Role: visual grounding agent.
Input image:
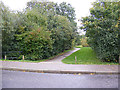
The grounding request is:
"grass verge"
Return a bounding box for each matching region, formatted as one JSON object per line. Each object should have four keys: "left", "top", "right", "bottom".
{"left": 75, "top": 45, "right": 83, "bottom": 48}
{"left": 62, "top": 47, "right": 118, "bottom": 65}
{"left": 1, "top": 48, "right": 74, "bottom": 63}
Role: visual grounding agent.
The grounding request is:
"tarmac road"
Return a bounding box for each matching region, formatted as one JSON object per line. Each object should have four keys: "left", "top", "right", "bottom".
{"left": 2, "top": 70, "right": 118, "bottom": 88}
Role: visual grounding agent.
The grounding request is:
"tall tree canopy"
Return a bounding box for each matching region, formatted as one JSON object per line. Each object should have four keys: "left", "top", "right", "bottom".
{"left": 1, "top": 1, "right": 79, "bottom": 60}
{"left": 81, "top": 0, "right": 119, "bottom": 62}
{"left": 1, "top": 2, "right": 18, "bottom": 52}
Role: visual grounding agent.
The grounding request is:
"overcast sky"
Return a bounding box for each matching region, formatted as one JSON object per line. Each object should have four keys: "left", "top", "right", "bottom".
{"left": 0, "top": 0, "right": 96, "bottom": 34}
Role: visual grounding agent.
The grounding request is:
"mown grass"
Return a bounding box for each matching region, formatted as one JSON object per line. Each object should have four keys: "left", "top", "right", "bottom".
{"left": 75, "top": 45, "right": 83, "bottom": 48}
{"left": 1, "top": 59, "right": 46, "bottom": 63}
{"left": 1, "top": 48, "right": 74, "bottom": 63}
{"left": 62, "top": 47, "right": 118, "bottom": 65}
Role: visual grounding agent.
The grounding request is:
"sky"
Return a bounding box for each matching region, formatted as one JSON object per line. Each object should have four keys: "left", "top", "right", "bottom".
{"left": 0, "top": 0, "right": 96, "bottom": 34}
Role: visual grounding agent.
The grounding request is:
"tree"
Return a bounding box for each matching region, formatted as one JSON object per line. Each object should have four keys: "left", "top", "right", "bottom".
{"left": 80, "top": 0, "right": 119, "bottom": 62}
{"left": 1, "top": 2, "right": 17, "bottom": 52}
{"left": 26, "top": 1, "right": 57, "bottom": 16}
{"left": 1, "top": 0, "right": 78, "bottom": 60}
{"left": 49, "top": 15, "right": 75, "bottom": 55}
{"left": 15, "top": 8, "right": 53, "bottom": 60}
{"left": 56, "top": 2, "right": 76, "bottom": 22}
{"left": 25, "top": 0, "right": 77, "bottom": 56}
{"left": 56, "top": 2, "right": 77, "bottom": 33}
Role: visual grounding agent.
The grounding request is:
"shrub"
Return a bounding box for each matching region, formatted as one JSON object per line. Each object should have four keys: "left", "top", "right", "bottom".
{"left": 81, "top": 37, "right": 89, "bottom": 47}
{"left": 80, "top": 1, "right": 119, "bottom": 62}
{"left": 16, "top": 27, "right": 53, "bottom": 60}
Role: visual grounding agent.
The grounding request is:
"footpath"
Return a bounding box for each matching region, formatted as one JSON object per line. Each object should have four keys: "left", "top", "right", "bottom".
{"left": 0, "top": 48, "right": 119, "bottom": 74}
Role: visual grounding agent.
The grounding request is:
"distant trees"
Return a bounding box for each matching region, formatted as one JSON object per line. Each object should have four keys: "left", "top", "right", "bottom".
{"left": 1, "top": 1, "right": 79, "bottom": 60}
{"left": 80, "top": 0, "right": 119, "bottom": 62}
{"left": 1, "top": 2, "right": 18, "bottom": 52}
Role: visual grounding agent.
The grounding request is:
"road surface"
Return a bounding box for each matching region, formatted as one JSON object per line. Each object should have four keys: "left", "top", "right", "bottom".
{"left": 2, "top": 70, "right": 118, "bottom": 88}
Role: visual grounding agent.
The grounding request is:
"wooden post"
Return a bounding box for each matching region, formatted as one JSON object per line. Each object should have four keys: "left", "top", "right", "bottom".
{"left": 22, "top": 55, "right": 24, "bottom": 60}
{"left": 119, "top": 55, "right": 120, "bottom": 65}
{"left": 75, "top": 56, "right": 77, "bottom": 64}
{"left": 5, "top": 55, "right": 7, "bottom": 60}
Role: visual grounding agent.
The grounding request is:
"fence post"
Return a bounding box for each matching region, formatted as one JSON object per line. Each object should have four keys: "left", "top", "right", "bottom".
{"left": 119, "top": 55, "right": 120, "bottom": 65}
{"left": 5, "top": 55, "right": 7, "bottom": 60}
{"left": 75, "top": 56, "right": 77, "bottom": 64}
{"left": 22, "top": 55, "right": 24, "bottom": 60}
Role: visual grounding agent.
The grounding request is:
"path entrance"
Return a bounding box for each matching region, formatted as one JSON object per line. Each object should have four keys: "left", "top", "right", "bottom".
{"left": 44, "top": 48, "right": 80, "bottom": 63}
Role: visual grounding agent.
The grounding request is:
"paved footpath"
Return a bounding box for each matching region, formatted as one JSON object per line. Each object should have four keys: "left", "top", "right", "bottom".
{"left": 0, "top": 48, "right": 119, "bottom": 74}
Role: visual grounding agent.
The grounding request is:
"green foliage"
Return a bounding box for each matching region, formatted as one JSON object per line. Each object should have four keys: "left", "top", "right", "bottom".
{"left": 15, "top": 8, "right": 53, "bottom": 60}
{"left": 1, "top": 1, "right": 78, "bottom": 60}
{"left": 56, "top": 2, "right": 78, "bottom": 37}
{"left": 74, "top": 34, "right": 83, "bottom": 45}
{"left": 80, "top": 1, "right": 119, "bottom": 62}
{"left": 0, "top": 2, "right": 19, "bottom": 53}
{"left": 81, "top": 37, "right": 89, "bottom": 47}
{"left": 56, "top": 2, "right": 76, "bottom": 22}
{"left": 24, "top": 1, "right": 78, "bottom": 58}
{"left": 50, "top": 15, "right": 74, "bottom": 55}
{"left": 16, "top": 27, "right": 52, "bottom": 60}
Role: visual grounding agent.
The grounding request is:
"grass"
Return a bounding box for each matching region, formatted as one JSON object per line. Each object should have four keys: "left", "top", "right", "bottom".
{"left": 62, "top": 47, "right": 118, "bottom": 65}
{"left": 1, "top": 59, "right": 46, "bottom": 63}
{"left": 75, "top": 45, "right": 83, "bottom": 48}
{"left": 1, "top": 48, "right": 74, "bottom": 63}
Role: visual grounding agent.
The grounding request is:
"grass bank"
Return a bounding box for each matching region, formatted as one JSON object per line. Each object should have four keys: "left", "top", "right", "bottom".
{"left": 75, "top": 45, "right": 82, "bottom": 48}
{"left": 62, "top": 47, "right": 118, "bottom": 65}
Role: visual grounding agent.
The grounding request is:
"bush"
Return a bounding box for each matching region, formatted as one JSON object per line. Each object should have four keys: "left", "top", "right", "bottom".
{"left": 80, "top": 1, "right": 119, "bottom": 62}
{"left": 16, "top": 27, "right": 53, "bottom": 60}
{"left": 1, "top": 1, "right": 78, "bottom": 60}
{"left": 81, "top": 37, "right": 89, "bottom": 47}
{"left": 90, "top": 30, "right": 119, "bottom": 62}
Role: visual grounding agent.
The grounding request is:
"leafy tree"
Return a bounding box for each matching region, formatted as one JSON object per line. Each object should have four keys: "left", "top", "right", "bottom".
{"left": 25, "top": 1, "right": 78, "bottom": 56}
{"left": 15, "top": 8, "right": 53, "bottom": 60}
{"left": 26, "top": 1, "right": 57, "bottom": 16}
{"left": 16, "top": 27, "right": 52, "bottom": 60}
{"left": 0, "top": 2, "right": 3, "bottom": 51}
{"left": 1, "top": 0, "right": 78, "bottom": 60}
{"left": 80, "top": 0, "right": 119, "bottom": 62}
{"left": 56, "top": 2, "right": 76, "bottom": 22}
{"left": 81, "top": 36, "right": 89, "bottom": 47}
{"left": 49, "top": 15, "right": 74, "bottom": 55}
{"left": 56, "top": 2, "right": 78, "bottom": 34}
{"left": 0, "top": 2, "right": 17, "bottom": 52}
